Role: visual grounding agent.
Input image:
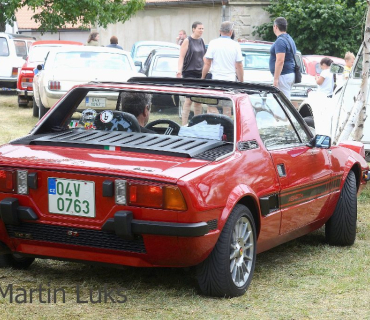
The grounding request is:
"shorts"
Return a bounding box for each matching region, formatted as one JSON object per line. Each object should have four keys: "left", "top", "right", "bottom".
{"left": 278, "top": 73, "right": 295, "bottom": 99}
{"left": 182, "top": 70, "right": 202, "bottom": 79}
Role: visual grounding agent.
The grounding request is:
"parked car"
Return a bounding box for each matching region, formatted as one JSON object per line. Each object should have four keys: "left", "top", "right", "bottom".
{"left": 303, "top": 55, "right": 345, "bottom": 76}
{"left": 0, "top": 33, "right": 35, "bottom": 91}
{"left": 0, "top": 77, "right": 367, "bottom": 298}
{"left": 139, "top": 48, "right": 180, "bottom": 110}
{"left": 131, "top": 41, "right": 180, "bottom": 71}
{"left": 139, "top": 48, "right": 179, "bottom": 77}
{"left": 299, "top": 44, "right": 370, "bottom": 160}
{"left": 33, "top": 46, "right": 144, "bottom": 119}
{"left": 17, "top": 40, "right": 83, "bottom": 108}
{"left": 239, "top": 40, "right": 317, "bottom": 108}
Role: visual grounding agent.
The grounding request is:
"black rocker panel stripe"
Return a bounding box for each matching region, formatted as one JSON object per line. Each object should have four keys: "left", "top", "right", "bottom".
{"left": 259, "top": 175, "right": 342, "bottom": 213}
{"left": 280, "top": 175, "right": 342, "bottom": 208}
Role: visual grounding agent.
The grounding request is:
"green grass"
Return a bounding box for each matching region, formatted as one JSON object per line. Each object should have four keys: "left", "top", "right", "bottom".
{"left": 0, "top": 95, "right": 370, "bottom": 319}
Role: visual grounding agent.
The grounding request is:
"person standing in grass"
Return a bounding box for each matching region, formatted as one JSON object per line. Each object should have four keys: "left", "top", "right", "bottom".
{"left": 269, "top": 17, "right": 297, "bottom": 99}
{"left": 177, "top": 21, "right": 206, "bottom": 125}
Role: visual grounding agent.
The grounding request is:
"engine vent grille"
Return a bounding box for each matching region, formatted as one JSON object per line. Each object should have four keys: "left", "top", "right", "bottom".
{"left": 6, "top": 223, "right": 146, "bottom": 253}
{"left": 194, "top": 144, "right": 233, "bottom": 160}
{"left": 25, "top": 130, "right": 226, "bottom": 159}
{"left": 237, "top": 140, "right": 259, "bottom": 151}
{"left": 207, "top": 219, "right": 218, "bottom": 231}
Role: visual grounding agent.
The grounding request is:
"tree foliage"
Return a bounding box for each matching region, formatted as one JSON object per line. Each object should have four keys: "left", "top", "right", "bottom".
{"left": 0, "top": 0, "right": 145, "bottom": 33}
{"left": 253, "top": 0, "right": 367, "bottom": 57}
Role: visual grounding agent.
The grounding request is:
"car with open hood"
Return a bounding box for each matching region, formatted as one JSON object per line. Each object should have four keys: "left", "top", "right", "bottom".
{"left": 0, "top": 77, "right": 368, "bottom": 298}
{"left": 299, "top": 44, "right": 370, "bottom": 160}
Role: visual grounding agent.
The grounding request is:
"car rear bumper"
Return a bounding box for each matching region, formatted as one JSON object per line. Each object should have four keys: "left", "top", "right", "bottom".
{"left": 0, "top": 198, "right": 218, "bottom": 267}
{"left": 17, "top": 89, "right": 34, "bottom": 97}
{"left": 0, "top": 78, "right": 17, "bottom": 89}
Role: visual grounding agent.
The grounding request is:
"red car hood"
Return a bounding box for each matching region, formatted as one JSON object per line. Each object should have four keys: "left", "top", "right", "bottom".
{"left": 0, "top": 144, "right": 209, "bottom": 183}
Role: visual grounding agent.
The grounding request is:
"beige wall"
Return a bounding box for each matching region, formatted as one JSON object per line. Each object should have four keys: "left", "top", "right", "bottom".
{"left": 98, "top": 6, "right": 222, "bottom": 52}
{"left": 16, "top": 2, "right": 271, "bottom": 49}
{"left": 231, "top": 2, "right": 271, "bottom": 40}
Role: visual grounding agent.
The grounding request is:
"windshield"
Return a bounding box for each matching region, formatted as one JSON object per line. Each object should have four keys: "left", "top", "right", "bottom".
{"left": 136, "top": 45, "right": 175, "bottom": 58}
{"left": 28, "top": 46, "right": 54, "bottom": 63}
{"left": 53, "top": 52, "right": 132, "bottom": 71}
{"left": 153, "top": 56, "right": 178, "bottom": 72}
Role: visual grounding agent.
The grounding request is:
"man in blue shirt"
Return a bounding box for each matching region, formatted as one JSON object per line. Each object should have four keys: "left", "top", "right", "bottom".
{"left": 106, "top": 36, "right": 123, "bottom": 50}
{"left": 269, "top": 17, "right": 297, "bottom": 99}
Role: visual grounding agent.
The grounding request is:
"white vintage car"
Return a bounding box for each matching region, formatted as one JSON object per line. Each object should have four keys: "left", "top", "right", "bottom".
{"left": 298, "top": 43, "right": 370, "bottom": 160}
{"left": 33, "top": 46, "right": 145, "bottom": 118}
{"left": 0, "top": 33, "right": 35, "bottom": 90}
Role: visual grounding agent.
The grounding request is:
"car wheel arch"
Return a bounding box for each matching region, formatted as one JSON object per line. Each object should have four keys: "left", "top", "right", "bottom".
{"left": 345, "top": 165, "right": 361, "bottom": 191}
{"left": 218, "top": 186, "right": 261, "bottom": 239}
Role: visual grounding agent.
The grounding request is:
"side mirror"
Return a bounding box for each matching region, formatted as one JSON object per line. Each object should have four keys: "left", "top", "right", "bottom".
{"left": 330, "top": 63, "right": 344, "bottom": 74}
{"left": 307, "top": 134, "right": 331, "bottom": 149}
{"left": 134, "top": 61, "right": 142, "bottom": 68}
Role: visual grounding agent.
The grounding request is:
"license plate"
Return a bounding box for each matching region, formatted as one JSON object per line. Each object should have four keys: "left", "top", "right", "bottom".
{"left": 85, "top": 97, "right": 106, "bottom": 108}
{"left": 48, "top": 178, "right": 95, "bottom": 218}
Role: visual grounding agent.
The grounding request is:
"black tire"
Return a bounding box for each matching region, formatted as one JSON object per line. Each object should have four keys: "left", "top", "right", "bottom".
{"left": 38, "top": 99, "right": 47, "bottom": 119}
{"left": 365, "top": 151, "right": 370, "bottom": 162}
{"left": 0, "top": 253, "right": 35, "bottom": 269}
{"left": 325, "top": 170, "right": 357, "bottom": 246}
{"left": 196, "top": 204, "right": 256, "bottom": 297}
{"left": 32, "top": 98, "right": 38, "bottom": 117}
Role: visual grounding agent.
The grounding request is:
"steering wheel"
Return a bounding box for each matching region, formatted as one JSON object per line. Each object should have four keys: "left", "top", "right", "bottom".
{"left": 145, "top": 119, "right": 181, "bottom": 135}
{"left": 188, "top": 114, "right": 234, "bottom": 142}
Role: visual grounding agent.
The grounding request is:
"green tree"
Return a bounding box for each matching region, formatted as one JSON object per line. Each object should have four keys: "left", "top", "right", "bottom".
{"left": 253, "top": 0, "right": 367, "bottom": 57}
{"left": 0, "top": 0, "right": 145, "bottom": 33}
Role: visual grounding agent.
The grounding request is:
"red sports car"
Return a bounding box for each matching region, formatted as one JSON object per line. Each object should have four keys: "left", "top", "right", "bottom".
{"left": 16, "top": 40, "right": 83, "bottom": 108}
{"left": 303, "top": 54, "right": 345, "bottom": 77}
{"left": 0, "top": 77, "right": 368, "bottom": 297}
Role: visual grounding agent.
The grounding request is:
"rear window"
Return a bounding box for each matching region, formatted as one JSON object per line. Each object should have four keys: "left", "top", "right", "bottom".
{"left": 14, "top": 40, "right": 28, "bottom": 57}
{"left": 0, "top": 38, "right": 9, "bottom": 56}
{"left": 53, "top": 52, "right": 132, "bottom": 71}
{"left": 242, "top": 51, "right": 270, "bottom": 70}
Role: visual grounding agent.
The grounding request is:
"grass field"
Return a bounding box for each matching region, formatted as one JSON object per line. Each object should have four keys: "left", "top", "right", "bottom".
{"left": 0, "top": 95, "right": 369, "bottom": 319}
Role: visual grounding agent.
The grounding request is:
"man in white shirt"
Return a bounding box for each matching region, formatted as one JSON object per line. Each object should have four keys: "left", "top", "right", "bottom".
{"left": 202, "top": 21, "right": 243, "bottom": 115}
{"left": 202, "top": 21, "right": 244, "bottom": 82}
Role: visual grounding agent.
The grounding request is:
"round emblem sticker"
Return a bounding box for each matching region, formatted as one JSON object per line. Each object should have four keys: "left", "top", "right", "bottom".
{"left": 81, "top": 109, "right": 97, "bottom": 121}
{"left": 100, "top": 110, "right": 114, "bottom": 123}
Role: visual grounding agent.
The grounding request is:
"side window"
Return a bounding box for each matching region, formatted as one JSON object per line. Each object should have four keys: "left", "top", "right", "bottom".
{"left": 250, "top": 93, "right": 302, "bottom": 150}
{"left": 0, "top": 38, "right": 9, "bottom": 56}
{"left": 275, "top": 96, "right": 311, "bottom": 144}
{"left": 353, "top": 54, "right": 363, "bottom": 79}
